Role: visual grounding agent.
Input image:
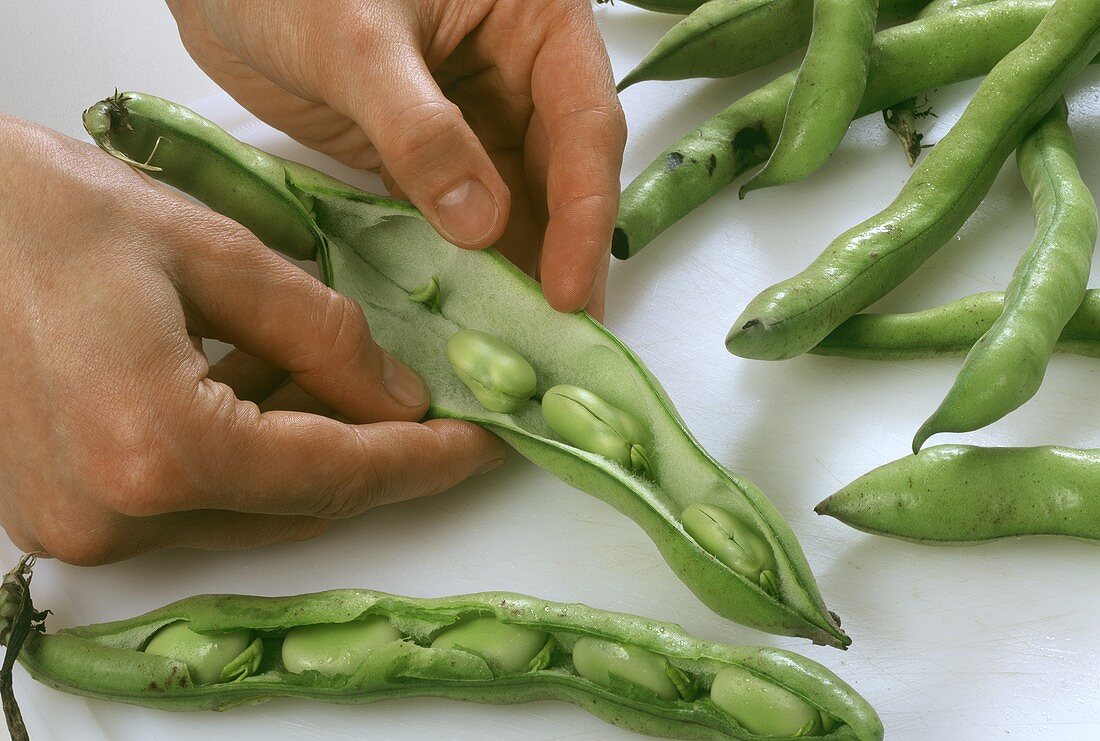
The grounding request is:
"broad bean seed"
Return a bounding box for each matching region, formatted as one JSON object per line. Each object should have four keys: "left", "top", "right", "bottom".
{"left": 144, "top": 621, "right": 259, "bottom": 685}
{"left": 282, "top": 616, "right": 404, "bottom": 676}
{"left": 541, "top": 384, "right": 652, "bottom": 476}
{"left": 446, "top": 329, "right": 538, "bottom": 413}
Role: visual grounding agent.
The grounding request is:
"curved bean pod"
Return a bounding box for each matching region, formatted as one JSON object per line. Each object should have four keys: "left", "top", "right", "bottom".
{"left": 816, "top": 445, "right": 1100, "bottom": 544}
{"left": 913, "top": 101, "right": 1098, "bottom": 451}
{"left": 739, "top": 0, "right": 880, "bottom": 194}
{"left": 616, "top": 0, "right": 928, "bottom": 90}
{"left": 0, "top": 564, "right": 884, "bottom": 740}
{"left": 811, "top": 290, "right": 1100, "bottom": 359}
{"left": 613, "top": 0, "right": 1057, "bottom": 259}
{"left": 82, "top": 93, "right": 846, "bottom": 647}
{"left": 726, "top": 0, "right": 1100, "bottom": 361}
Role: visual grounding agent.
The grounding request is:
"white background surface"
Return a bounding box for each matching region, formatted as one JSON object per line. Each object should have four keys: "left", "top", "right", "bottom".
{"left": 3, "top": 2, "right": 1100, "bottom": 740}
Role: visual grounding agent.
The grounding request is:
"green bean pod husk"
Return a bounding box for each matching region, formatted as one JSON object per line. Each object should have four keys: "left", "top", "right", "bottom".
{"left": 0, "top": 565, "right": 883, "bottom": 740}
{"left": 817, "top": 445, "right": 1100, "bottom": 544}
{"left": 81, "top": 92, "right": 847, "bottom": 648}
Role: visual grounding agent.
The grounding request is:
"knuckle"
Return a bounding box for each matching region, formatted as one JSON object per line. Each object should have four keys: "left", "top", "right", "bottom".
{"left": 382, "top": 100, "right": 468, "bottom": 172}
{"left": 315, "top": 425, "right": 445, "bottom": 518}
{"left": 325, "top": 292, "right": 371, "bottom": 361}
{"left": 316, "top": 434, "right": 381, "bottom": 518}
{"left": 86, "top": 418, "right": 179, "bottom": 518}
{"left": 304, "top": 292, "right": 370, "bottom": 372}
{"left": 190, "top": 380, "right": 262, "bottom": 480}
{"left": 280, "top": 518, "right": 332, "bottom": 544}
{"left": 559, "top": 101, "right": 627, "bottom": 143}
{"left": 36, "top": 517, "right": 122, "bottom": 567}
{"left": 329, "top": 5, "right": 388, "bottom": 59}
{"left": 163, "top": 205, "right": 266, "bottom": 266}
{"left": 530, "top": 0, "right": 585, "bottom": 32}
{"left": 557, "top": 191, "right": 615, "bottom": 222}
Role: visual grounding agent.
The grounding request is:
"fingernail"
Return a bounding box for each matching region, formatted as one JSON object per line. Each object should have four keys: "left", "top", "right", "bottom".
{"left": 435, "top": 179, "right": 499, "bottom": 245}
{"left": 382, "top": 352, "right": 429, "bottom": 407}
{"left": 475, "top": 458, "right": 505, "bottom": 475}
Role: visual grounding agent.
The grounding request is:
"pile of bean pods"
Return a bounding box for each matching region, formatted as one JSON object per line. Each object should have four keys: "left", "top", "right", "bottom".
{"left": 612, "top": 0, "right": 1100, "bottom": 548}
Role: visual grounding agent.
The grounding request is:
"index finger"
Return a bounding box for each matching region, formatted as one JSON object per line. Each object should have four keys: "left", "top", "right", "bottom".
{"left": 530, "top": 3, "right": 626, "bottom": 313}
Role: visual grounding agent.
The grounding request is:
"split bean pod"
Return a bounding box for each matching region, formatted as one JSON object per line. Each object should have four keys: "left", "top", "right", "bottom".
{"left": 0, "top": 566, "right": 883, "bottom": 740}
{"left": 82, "top": 93, "right": 847, "bottom": 647}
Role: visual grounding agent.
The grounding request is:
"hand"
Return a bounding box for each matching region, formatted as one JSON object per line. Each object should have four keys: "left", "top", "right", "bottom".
{"left": 0, "top": 116, "right": 505, "bottom": 565}
{"left": 166, "top": 0, "right": 626, "bottom": 317}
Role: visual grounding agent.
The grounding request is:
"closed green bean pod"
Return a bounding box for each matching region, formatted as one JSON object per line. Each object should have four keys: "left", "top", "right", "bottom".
{"left": 739, "top": 0, "right": 880, "bottom": 194}
{"left": 617, "top": 0, "right": 928, "bottom": 89}
{"left": 0, "top": 571, "right": 883, "bottom": 740}
{"left": 817, "top": 444, "right": 1100, "bottom": 544}
{"left": 726, "top": 0, "right": 1100, "bottom": 361}
{"left": 811, "top": 290, "right": 1100, "bottom": 359}
{"left": 614, "top": 0, "right": 1057, "bottom": 259}
{"left": 81, "top": 93, "right": 846, "bottom": 647}
{"left": 913, "top": 101, "right": 1098, "bottom": 451}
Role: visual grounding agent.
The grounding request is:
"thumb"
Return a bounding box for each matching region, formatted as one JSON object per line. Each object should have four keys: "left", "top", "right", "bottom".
{"left": 335, "top": 36, "right": 510, "bottom": 248}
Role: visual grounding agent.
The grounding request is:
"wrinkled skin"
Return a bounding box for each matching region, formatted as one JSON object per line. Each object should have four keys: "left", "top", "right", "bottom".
{"left": 167, "top": 0, "right": 626, "bottom": 315}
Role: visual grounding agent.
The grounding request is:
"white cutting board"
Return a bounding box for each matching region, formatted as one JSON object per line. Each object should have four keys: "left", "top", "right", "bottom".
{"left": 3, "top": 4, "right": 1100, "bottom": 740}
